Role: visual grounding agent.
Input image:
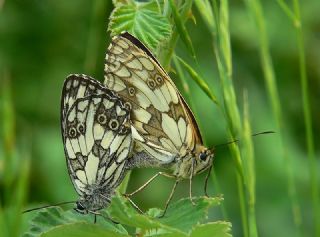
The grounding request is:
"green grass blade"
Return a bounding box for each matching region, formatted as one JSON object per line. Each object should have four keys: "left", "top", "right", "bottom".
{"left": 1, "top": 71, "right": 15, "bottom": 190}
{"left": 236, "top": 172, "right": 248, "bottom": 237}
{"left": 242, "top": 92, "right": 258, "bottom": 237}
{"left": 210, "top": 172, "right": 229, "bottom": 220}
{"left": 210, "top": 1, "right": 248, "bottom": 236}
{"left": 175, "top": 55, "right": 218, "bottom": 104}
{"left": 292, "top": 0, "right": 319, "bottom": 235}
{"left": 194, "top": 1, "right": 249, "bottom": 236}
{"left": 172, "top": 54, "right": 191, "bottom": 97}
{"left": 276, "top": 0, "right": 296, "bottom": 23}
{"left": 1, "top": 71, "right": 31, "bottom": 237}
{"left": 158, "top": 1, "right": 193, "bottom": 69}
{"left": 193, "top": 5, "right": 248, "bottom": 227}
{"left": 194, "top": 0, "right": 216, "bottom": 35}
{"left": 245, "top": 0, "right": 302, "bottom": 233}
{"left": 168, "top": 0, "right": 195, "bottom": 58}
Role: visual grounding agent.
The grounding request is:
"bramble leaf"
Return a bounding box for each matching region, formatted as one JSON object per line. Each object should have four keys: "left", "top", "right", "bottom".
{"left": 190, "top": 222, "right": 232, "bottom": 237}
{"left": 23, "top": 195, "right": 232, "bottom": 236}
{"left": 22, "top": 207, "right": 128, "bottom": 237}
{"left": 108, "top": 0, "right": 172, "bottom": 50}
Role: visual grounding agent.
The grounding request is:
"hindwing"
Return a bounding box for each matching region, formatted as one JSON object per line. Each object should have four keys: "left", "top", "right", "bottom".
{"left": 61, "top": 74, "right": 132, "bottom": 196}
{"left": 104, "top": 32, "right": 202, "bottom": 163}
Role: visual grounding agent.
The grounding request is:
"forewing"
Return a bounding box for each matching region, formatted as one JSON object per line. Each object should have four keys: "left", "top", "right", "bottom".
{"left": 104, "top": 32, "right": 202, "bottom": 163}
{"left": 61, "top": 74, "right": 132, "bottom": 196}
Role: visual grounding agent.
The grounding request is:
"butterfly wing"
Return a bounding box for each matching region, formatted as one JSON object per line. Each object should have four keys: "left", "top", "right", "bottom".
{"left": 61, "top": 74, "right": 132, "bottom": 196}
{"left": 104, "top": 32, "right": 202, "bottom": 164}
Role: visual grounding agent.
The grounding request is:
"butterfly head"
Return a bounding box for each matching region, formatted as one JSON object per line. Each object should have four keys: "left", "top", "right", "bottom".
{"left": 193, "top": 146, "right": 214, "bottom": 175}
{"left": 74, "top": 193, "right": 111, "bottom": 214}
{"left": 74, "top": 200, "right": 88, "bottom": 214}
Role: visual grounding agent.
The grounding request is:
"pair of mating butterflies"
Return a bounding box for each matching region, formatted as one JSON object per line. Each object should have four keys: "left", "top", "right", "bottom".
{"left": 61, "top": 32, "right": 214, "bottom": 215}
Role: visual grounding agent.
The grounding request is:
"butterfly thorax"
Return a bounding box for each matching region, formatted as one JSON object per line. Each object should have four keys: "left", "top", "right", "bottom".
{"left": 75, "top": 185, "right": 112, "bottom": 214}
{"left": 172, "top": 145, "right": 213, "bottom": 179}
{"left": 126, "top": 141, "right": 176, "bottom": 169}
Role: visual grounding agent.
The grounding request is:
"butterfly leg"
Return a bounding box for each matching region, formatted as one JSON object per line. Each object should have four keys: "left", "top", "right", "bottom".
{"left": 204, "top": 165, "right": 212, "bottom": 197}
{"left": 124, "top": 172, "right": 176, "bottom": 197}
{"left": 158, "top": 179, "right": 179, "bottom": 218}
{"left": 124, "top": 195, "right": 144, "bottom": 214}
{"left": 90, "top": 209, "right": 120, "bottom": 224}
{"left": 88, "top": 211, "right": 100, "bottom": 223}
{"left": 189, "top": 159, "right": 196, "bottom": 206}
{"left": 123, "top": 172, "right": 176, "bottom": 215}
{"left": 103, "top": 215, "right": 120, "bottom": 224}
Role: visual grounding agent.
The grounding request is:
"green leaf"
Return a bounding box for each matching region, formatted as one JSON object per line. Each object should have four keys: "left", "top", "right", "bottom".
{"left": 107, "top": 194, "right": 184, "bottom": 234}
{"left": 23, "top": 195, "right": 230, "bottom": 236}
{"left": 112, "top": 0, "right": 134, "bottom": 7}
{"left": 156, "top": 196, "right": 222, "bottom": 233}
{"left": 175, "top": 56, "right": 218, "bottom": 104}
{"left": 168, "top": 0, "right": 195, "bottom": 58}
{"left": 109, "top": 194, "right": 224, "bottom": 235}
{"left": 190, "top": 222, "right": 232, "bottom": 237}
{"left": 194, "top": 0, "right": 216, "bottom": 35}
{"left": 41, "top": 223, "right": 129, "bottom": 237}
{"left": 23, "top": 207, "right": 128, "bottom": 237}
{"left": 108, "top": 1, "right": 172, "bottom": 50}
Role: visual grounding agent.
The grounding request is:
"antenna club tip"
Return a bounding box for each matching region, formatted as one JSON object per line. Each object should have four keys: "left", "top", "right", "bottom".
{"left": 254, "top": 131, "right": 276, "bottom": 135}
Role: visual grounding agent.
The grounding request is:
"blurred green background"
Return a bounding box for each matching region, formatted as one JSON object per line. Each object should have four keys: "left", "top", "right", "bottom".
{"left": 0, "top": 0, "right": 319, "bottom": 236}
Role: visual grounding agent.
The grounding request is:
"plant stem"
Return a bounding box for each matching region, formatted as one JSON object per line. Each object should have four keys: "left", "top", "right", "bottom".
{"left": 158, "top": 0, "right": 193, "bottom": 70}
{"left": 292, "top": 1, "right": 318, "bottom": 235}
{"left": 209, "top": 1, "right": 251, "bottom": 236}
{"left": 245, "top": 0, "right": 302, "bottom": 233}
{"left": 243, "top": 92, "right": 258, "bottom": 237}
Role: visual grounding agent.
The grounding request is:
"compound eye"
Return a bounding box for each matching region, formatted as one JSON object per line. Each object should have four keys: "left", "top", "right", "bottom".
{"left": 76, "top": 202, "right": 85, "bottom": 211}
{"left": 199, "top": 152, "right": 207, "bottom": 161}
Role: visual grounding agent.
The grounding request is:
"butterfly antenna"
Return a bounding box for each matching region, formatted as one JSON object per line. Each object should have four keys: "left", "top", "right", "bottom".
{"left": 22, "top": 201, "right": 76, "bottom": 213}
{"left": 213, "top": 130, "right": 275, "bottom": 150}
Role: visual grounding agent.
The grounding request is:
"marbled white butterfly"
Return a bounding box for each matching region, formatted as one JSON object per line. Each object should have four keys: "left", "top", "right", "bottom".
{"left": 61, "top": 74, "right": 133, "bottom": 215}
{"left": 103, "top": 32, "right": 214, "bottom": 214}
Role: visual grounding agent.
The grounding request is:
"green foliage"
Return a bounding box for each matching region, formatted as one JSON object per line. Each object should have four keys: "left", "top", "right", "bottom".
{"left": 168, "top": 0, "right": 195, "bottom": 58}
{"left": 1, "top": 0, "right": 319, "bottom": 237}
{"left": 23, "top": 206, "right": 128, "bottom": 237}
{"left": 23, "top": 195, "right": 230, "bottom": 237}
{"left": 1, "top": 74, "right": 31, "bottom": 237}
{"left": 197, "top": 2, "right": 248, "bottom": 236}
{"left": 175, "top": 56, "right": 217, "bottom": 104}
{"left": 241, "top": 93, "right": 257, "bottom": 237}
{"left": 190, "top": 222, "right": 232, "bottom": 237}
{"left": 108, "top": 1, "right": 172, "bottom": 50}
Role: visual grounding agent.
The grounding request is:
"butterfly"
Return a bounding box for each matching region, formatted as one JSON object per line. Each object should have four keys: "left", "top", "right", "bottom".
{"left": 61, "top": 74, "right": 133, "bottom": 216}
{"left": 103, "top": 32, "right": 214, "bottom": 214}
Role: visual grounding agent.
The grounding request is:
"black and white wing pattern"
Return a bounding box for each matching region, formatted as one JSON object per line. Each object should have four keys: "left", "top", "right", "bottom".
{"left": 61, "top": 74, "right": 132, "bottom": 203}
{"left": 103, "top": 32, "right": 203, "bottom": 166}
